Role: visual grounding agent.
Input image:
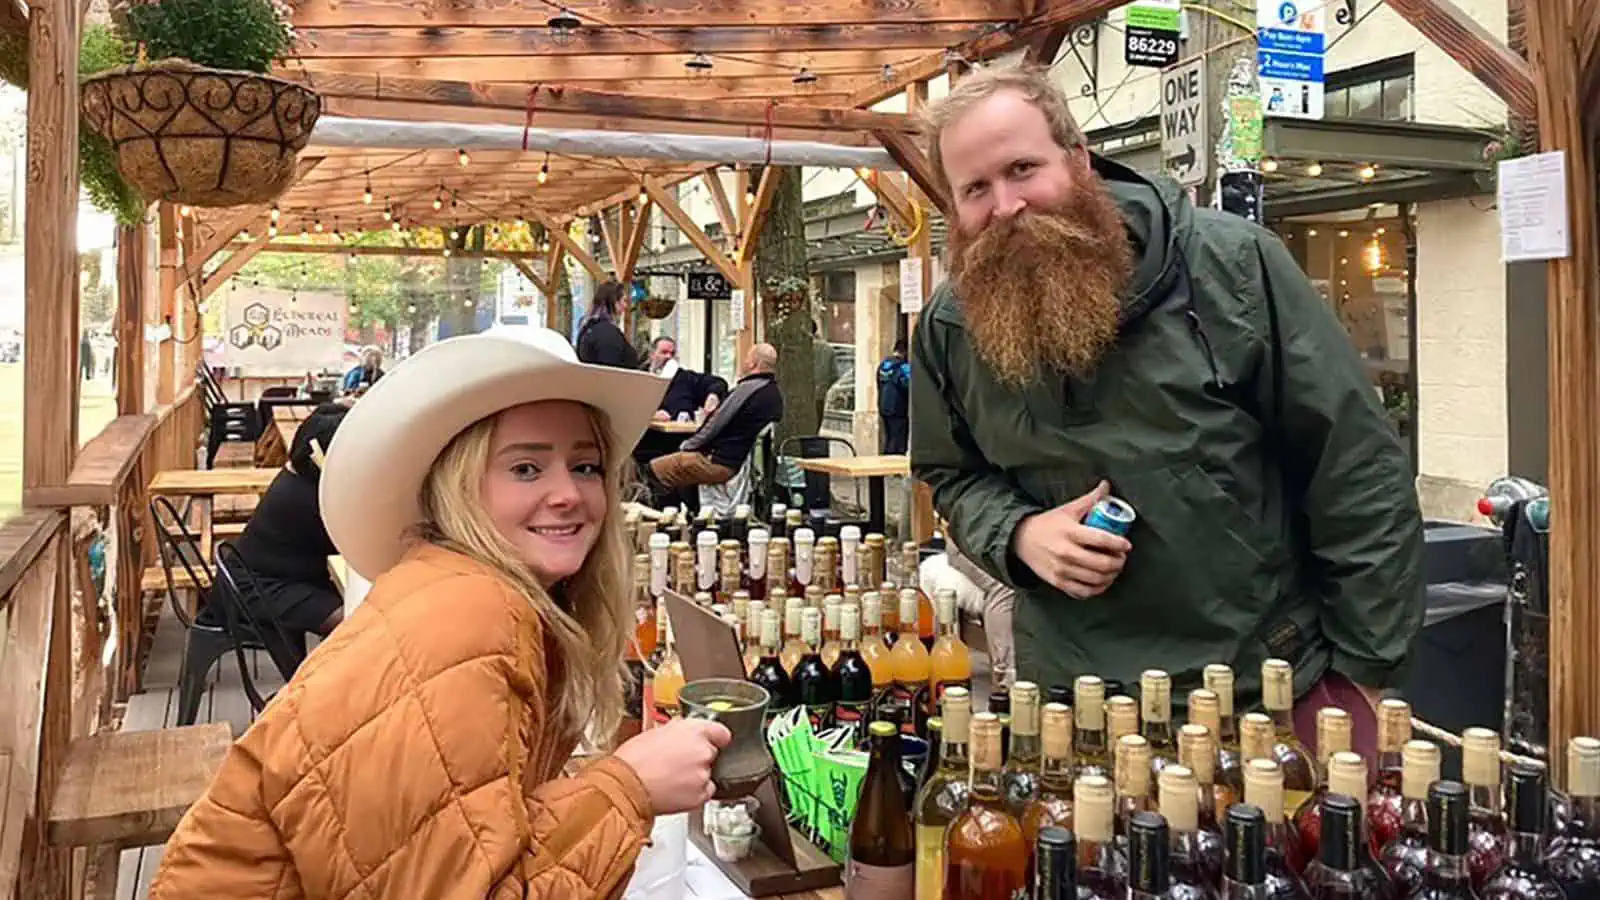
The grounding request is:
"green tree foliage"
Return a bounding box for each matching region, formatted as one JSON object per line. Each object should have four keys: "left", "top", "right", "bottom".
{"left": 123, "top": 0, "right": 294, "bottom": 74}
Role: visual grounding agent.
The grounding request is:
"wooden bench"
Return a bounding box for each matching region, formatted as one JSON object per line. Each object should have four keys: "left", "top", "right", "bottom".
{"left": 47, "top": 723, "right": 233, "bottom": 848}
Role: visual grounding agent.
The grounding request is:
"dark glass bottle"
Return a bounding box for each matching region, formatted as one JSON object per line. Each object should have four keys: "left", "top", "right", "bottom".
{"left": 1048, "top": 684, "right": 1074, "bottom": 707}
{"left": 1230, "top": 803, "right": 1309, "bottom": 900}
{"left": 750, "top": 609, "right": 796, "bottom": 725}
{"left": 1304, "top": 794, "right": 1396, "bottom": 900}
{"left": 1243, "top": 758, "right": 1312, "bottom": 900}
{"left": 1369, "top": 700, "right": 1414, "bottom": 850}
{"left": 1302, "top": 752, "right": 1385, "bottom": 881}
{"left": 848, "top": 720, "right": 916, "bottom": 895}
{"left": 1413, "top": 781, "right": 1478, "bottom": 900}
{"left": 990, "top": 687, "right": 1013, "bottom": 760}
{"left": 831, "top": 604, "right": 874, "bottom": 740}
{"left": 794, "top": 607, "right": 834, "bottom": 731}
{"left": 1379, "top": 740, "right": 1443, "bottom": 899}
{"left": 1076, "top": 774, "right": 1129, "bottom": 900}
{"left": 1545, "top": 737, "right": 1600, "bottom": 900}
{"left": 1482, "top": 763, "right": 1564, "bottom": 900}
{"left": 1160, "top": 765, "right": 1222, "bottom": 898}
{"left": 1035, "top": 827, "right": 1078, "bottom": 900}
{"left": 1131, "top": 811, "right": 1173, "bottom": 900}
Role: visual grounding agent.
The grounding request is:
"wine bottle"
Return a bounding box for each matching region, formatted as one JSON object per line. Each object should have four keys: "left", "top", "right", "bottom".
{"left": 992, "top": 687, "right": 1013, "bottom": 759}
{"left": 1129, "top": 811, "right": 1172, "bottom": 900}
{"left": 1482, "top": 763, "right": 1563, "bottom": 900}
{"left": 914, "top": 686, "right": 972, "bottom": 900}
{"left": 860, "top": 591, "right": 895, "bottom": 716}
{"left": 768, "top": 502, "right": 787, "bottom": 540}
{"left": 766, "top": 540, "right": 788, "bottom": 601}
{"left": 1460, "top": 728, "right": 1507, "bottom": 891}
{"left": 650, "top": 610, "right": 684, "bottom": 726}
{"left": 751, "top": 608, "right": 796, "bottom": 727}
{"left": 741, "top": 600, "right": 766, "bottom": 676}
{"left": 1262, "top": 660, "right": 1317, "bottom": 815}
{"left": 1544, "top": 737, "right": 1600, "bottom": 900}
{"left": 718, "top": 543, "right": 742, "bottom": 605}
{"left": 1304, "top": 794, "right": 1396, "bottom": 900}
{"left": 841, "top": 524, "right": 862, "bottom": 588}
{"left": 746, "top": 527, "right": 770, "bottom": 602}
{"left": 795, "top": 607, "right": 835, "bottom": 731}
{"left": 1111, "top": 695, "right": 1143, "bottom": 749}
{"left": 1242, "top": 714, "right": 1277, "bottom": 767}
{"left": 672, "top": 545, "right": 696, "bottom": 597}
{"left": 696, "top": 529, "right": 719, "bottom": 596}
{"left": 1295, "top": 708, "right": 1355, "bottom": 846}
{"left": 1024, "top": 701, "right": 1077, "bottom": 852}
{"left": 816, "top": 537, "right": 839, "bottom": 594}
{"left": 782, "top": 597, "right": 809, "bottom": 676}
{"left": 1301, "top": 750, "right": 1386, "bottom": 880}
{"left": 1243, "top": 759, "right": 1312, "bottom": 900}
{"left": 1369, "top": 700, "right": 1414, "bottom": 849}
{"left": 945, "top": 712, "right": 1029, "bottom": 899}
{"left": 1143, "top": 670, "right": 1180, "bottom": 778}
{"left": 1120, "top": 735, "right": 1157, "bottom": 840}
{"left": 1076, "top": 676, "right": 1113, "bottom": 781}
{"left": 822, "top": 594, "right": 845, "bottom": 669}
{"left": 929, "top": 587, "right": 973, "bottom": 718}
{"left": 1077, "top": 774, "right": 1129, "bottom": 900}
{"left": 898, "top": 541, "right": 935, "bottom": 642}
{"left": 1005, "top": 681, "right": 1044, "bottom": 816}
{"left": 863, "top": 532, "right": 887, "bottom": 591}
{"left": 1163, "top": 764, "right": 1224, "bottom": 895}
{"left": 1035, "top": 827, "right": 1078, "bottom": 900}
{"left": 848, "top": 720, "right": 916, "bottom": 898}
{"left": 1180, "top": 725, "right": 1228, "bottom": 872}
{"left": 1227, "top": 804, "right": 1292, "bottom": 900}
{"left": 792, "top": 527, "right": 816, "bottom": 594}
{"left": 888, "top": 588, "right": 931, "bottom": 737}
{"left": 1377, "top": 739, "right": 1442, "bottom": 898}
{"left": 1190, "top": 692, "right": 1234, "bottom": 819}
{"left": 832, "top": 603, "right": 875, "bottom": 737}
{"left": 620, "top": 553, "right": 652, "bottom": 742}
{"left": 1413, "top": 781, "right": 1476, "bottom": 900}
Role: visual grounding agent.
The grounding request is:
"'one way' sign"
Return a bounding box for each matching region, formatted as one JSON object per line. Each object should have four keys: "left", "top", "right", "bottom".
{"left": 1160, "top": 57, "right": 1209, "bottom": 188}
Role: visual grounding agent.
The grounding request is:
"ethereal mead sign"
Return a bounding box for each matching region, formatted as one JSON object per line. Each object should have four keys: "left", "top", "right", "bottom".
{"left": 224, "top": 285, "right": 348, "bottom": 375}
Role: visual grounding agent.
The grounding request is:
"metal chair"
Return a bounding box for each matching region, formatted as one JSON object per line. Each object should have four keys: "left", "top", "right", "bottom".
{"left": 211, "top": 542, "right": 307, "bottom": 714}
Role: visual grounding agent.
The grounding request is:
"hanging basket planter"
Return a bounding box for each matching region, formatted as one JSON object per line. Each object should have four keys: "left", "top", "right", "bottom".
{"left": 639, "top": 295, "right": 677, "bottom": 320}
{"left": 80, "top": 58, "right": 322, "bottom": 208}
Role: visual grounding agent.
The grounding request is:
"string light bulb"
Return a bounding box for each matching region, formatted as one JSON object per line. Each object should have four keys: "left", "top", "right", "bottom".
{"left": 178, "top": 205, "right": 192, "bottom": 217}
{"left": 1358, "top": 164, "right": 1377, "bottom": 180}
{"left": 432, "top": 190, "right": 444, "bottom": 211}
{"left": 270, "top": 205, "right": 281, "bottom": 223}
{"left": 362, "top": 172, "right": 373, "bottom": 204}
{"left": 458, "top": 148, "right": 470, "bottom": 167}
{"left": 1305, "top": 162, "right": 1324, "bottom": 177}
{"left": 314, "top": 218, "right": 324, "bottom": 233}
{"left": 539, "top": 152, "right": 551, "bottom": 185}
{"left": 268, "top": 223, "right": 278, "bottom": 238}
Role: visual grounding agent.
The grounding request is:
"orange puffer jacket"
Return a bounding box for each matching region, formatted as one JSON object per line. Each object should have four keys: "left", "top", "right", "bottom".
{"left": 150, "top": 544, "right": 654, "bottom": 900}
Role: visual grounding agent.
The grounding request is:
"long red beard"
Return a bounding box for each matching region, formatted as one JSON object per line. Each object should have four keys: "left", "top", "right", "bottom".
{"left": 946, "top": 177, "right": 1134, "bottom": 387}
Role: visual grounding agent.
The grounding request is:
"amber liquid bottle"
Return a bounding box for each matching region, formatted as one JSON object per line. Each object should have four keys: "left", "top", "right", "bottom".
{"left": 745, "top": 527, "right": 770, "bottom": 602}
{"left": 1179, "top": 724, "right": 1226, "bottom": 871}
{"left": 1545, "top": 737, "right": 1600, "bottom": 900}
{"left": 1003, "top": 681, "right": 1043, "bottom": 817}
{"left": 897, "top": 541, "right": 936, "bottom": 642}
{"left": 888, "top": 588, "right": 931, "bottom": 736}
{"left": 1295, "top": 708, "right": 1355, "bottom": 852}
{"left": 1244, "top": 758, "right": 1312, "bottom": 899}
{"left": 650, "top": 611, "right": 684, "bottom": 726}
{"left": 1376, "top": 739, "right": 1442, "bottom": 899}
{"left": 1368, "top": 699, "right": 1414, "bottom": 849}
{"left": 1077, "top": 774, "right": 1130, "bottom": 900}
{"left": 1024, "top": 701, "right": 1077, "bottom": 847}
{"left": 781, "top": 598, "right": 809, "bottom": 676}
{"left": 1190, "top": 692, "right": 1233, "bottom": 820}
{"left": 1482, "top": 763, "right": 1564, "bottom": 900}
{"left": 945, "top": 712, "right": 1029, "bottom": 899}
{"left": 821, "top": 595, "right": 845, "bottom": 670}
{"left": 1262, "top": 660, "right": 1317, "bottom": 815}
{"left": 849, "top": 720, "right": 916, "bottom": 897}
{"left": 1161, "top": 765, "right": 1222, "bottom": 899}
{"left": 1459, "top": 728, "right": 1507, "bottom": 891}
{"left": 1204, "top": 666, "right": 1244, "bottom": 812}
{"left": 859, "top": 591, "right": 894, "bottom": 715}
{"left": 1070, "top": 676, "right": 1111, "bottom": 780}
{"left": 620, "top": 553, "right": 652, "bottom": 742}
{"left": 741, "top": 600, "right": 767, "bottom": 676}
{"left": 914, "top": 686, "right": 972, "bottom": 900}
{"left": 928, "top": 587, "right": 973, "bottom": 718}
{"left": 1119, "top": 735, "right": 1157, "bottom": 841}
{"left": 1143, "top": 670, "right": 1180, "bottom": 780}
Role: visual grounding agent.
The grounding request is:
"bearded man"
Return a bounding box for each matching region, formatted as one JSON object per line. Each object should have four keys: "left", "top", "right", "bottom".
{"left": 909, "top": 65, "right": 1423, "bottom": 754}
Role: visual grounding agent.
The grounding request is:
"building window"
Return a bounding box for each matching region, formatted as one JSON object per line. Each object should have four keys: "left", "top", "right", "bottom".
{"left": 819, "top": 270, "right": 856, "bottom": 345}
{"left": 1325, "top": 54, "right": 1414, "bottom": 122}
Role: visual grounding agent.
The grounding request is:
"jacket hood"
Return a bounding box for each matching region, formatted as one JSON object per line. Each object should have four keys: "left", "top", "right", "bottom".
{"left": 1092, "top": 153, "right": 1192, "bottom": 330}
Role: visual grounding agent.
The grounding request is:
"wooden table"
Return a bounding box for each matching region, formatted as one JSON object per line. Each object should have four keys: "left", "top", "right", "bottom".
{"left": 149, "top": 467, "right": 281, "bottom": 558}
{"left": 793, "top": 454, "right": 910, "bottom": 535}
{"left": 649, "top": 419, "right": 700, "bottom": 435}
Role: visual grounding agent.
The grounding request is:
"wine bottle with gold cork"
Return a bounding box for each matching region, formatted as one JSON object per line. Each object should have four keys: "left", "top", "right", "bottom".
{"left": 717, "top": 541, "right": 742, "bottom": 605}
{"left": 945, "top": 712, "right": 1029, "bottom": 899}
{"left": 1261, "top": 659, "right": 1316, "bottom": 815}
{"left": 1141, "top": 670, "right": 1179, "bottom": 778}
{"left": 765, "top": 539, "right": 788, "bottom": 601}
{"left": 1368, "top": 699, "right": 1413, "bottom": 848}
{"left": 1545, "top": 736, "right": 1600, "bottom": 900}
{"left": 672, "top": 545, "right": 696, "bottom": 597}
{"left": 897, "top": 541, "right": 935, "bottom": 642}
{"left": 1025, "top": 701, "right": 1077, "bottom": 849}
{"left": 913, "top": 686, "right": 971, "bottom": 900}
{"left": 859, "top": 591, "right": 894, "bottom": 713}
{"left": 820, "top": 594, "right": 844, "bottom": 669}
{"left": 1160, "top": 764, "right": 1224, "bottom": 893}
{"left": 1074, "top": 675, "right": 1113, "bottom": 781}
{"left": 781, "top": 597, "right": 809, "bottom": 675}
{"left": 1459, "top": 727, "right": 1506, "bottom": 890}
{"left": 1297, "top": 751, "right": 1384, "bottom": 881}
{"left": 1292, "top": 708, "right": 1354, "bottom": 837}
{"left": 814, "top": 536, "right": 839, "bottom": 594}
{"left": 1116, "top": 733, "right": 1155, "bottom": 839}
{"left": 1109, "top": 695, "right": 1141, "bottom": 749}
{"left": 1244, "top": 757, "right": 1311, "bottom": 891}
{"left": 1004, "top": 681, "right": 1044, "bottom": 816}
{"left": 1190, "top": 689, "right": 1237, "bottom": 819}
{"left": 1179, "top": 722, "right": 1224, "bottom": 836}
{"left": 741, "top": 600, "right": 766, "bottom": 676}
{"left": 1241, "top": 713, "right": 1277, "bottom": 766}
{"left": 862, "top": 532, "right": 887, "bottom": 591}
{"left": 1075, "top": 774, "right": 1129, "bottom": 900}
{"left": 1375, "top": 739, "right": 1441, "bottom": 898}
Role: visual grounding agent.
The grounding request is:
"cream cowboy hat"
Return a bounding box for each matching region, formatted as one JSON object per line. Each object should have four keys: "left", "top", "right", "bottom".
{"left": 320, "top": 324, "right": 666, "bottom": 580}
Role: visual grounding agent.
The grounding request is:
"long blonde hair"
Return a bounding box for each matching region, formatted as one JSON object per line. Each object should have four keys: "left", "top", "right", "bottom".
{"left": 416, "top": 404, "right": 631, "bottom": 744}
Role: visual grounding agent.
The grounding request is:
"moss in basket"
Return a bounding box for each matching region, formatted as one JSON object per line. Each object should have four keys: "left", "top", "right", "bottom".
{"left": 123, "top": 0, "right": 294, "bottom": 74}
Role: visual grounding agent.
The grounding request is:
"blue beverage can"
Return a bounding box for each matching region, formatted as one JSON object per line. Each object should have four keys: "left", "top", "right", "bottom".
{"left": 1083, "top": 496, "right": 1136, "bottom": 536}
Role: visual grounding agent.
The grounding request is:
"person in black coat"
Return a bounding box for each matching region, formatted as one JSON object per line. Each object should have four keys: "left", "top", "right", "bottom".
{"left": 575, "top": 279, "right": 640, "bottom": 369}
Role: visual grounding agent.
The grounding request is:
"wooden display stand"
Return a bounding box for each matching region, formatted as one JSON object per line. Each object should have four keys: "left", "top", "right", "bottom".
{"left": 664, "top": 590, "right": 843, "bottom": 897}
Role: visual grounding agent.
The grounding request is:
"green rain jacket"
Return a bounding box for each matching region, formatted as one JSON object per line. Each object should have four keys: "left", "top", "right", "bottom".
{"left": 909, "top": 156, "right": 1424, "bottom": 711}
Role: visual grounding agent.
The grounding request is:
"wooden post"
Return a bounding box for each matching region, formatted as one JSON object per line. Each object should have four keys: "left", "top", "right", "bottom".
{"left": 178, "top": 209, "right": 202, "bottom": 393}
{"left": 115, "top": 223, "right": 148, "bottom": 415}
{"left": 23, "top": 0, "right": 81, "bottom": 491}
{"left": 156, "top": 203, "right": 178, "bottom": 404}
{"left": 1525, "top": 1, "right": 1600, "bottom": 776}
{"left": 903, "top": 82, "right": 937, "bottom": 543}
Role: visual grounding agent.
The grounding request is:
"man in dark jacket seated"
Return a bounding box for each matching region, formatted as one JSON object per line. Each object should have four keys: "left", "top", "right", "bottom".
{"left": 645, "top": 336, "right": 729, "bottom": 420}
{"left": 649, "top": 343, "right": 783, "bottom": 498}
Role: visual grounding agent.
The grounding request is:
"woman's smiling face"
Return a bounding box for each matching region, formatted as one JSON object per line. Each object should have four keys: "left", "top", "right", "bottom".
{"left": 479, "top": 400, "right": 608, "bottom": 586}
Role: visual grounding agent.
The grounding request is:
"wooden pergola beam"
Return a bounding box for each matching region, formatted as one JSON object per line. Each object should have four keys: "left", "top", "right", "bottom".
{"left": 506, "top": 257, "right": 549, "bottom": 296}
{"left": 544, "top": 241, "right": 568, "bottom": 330}
{"left": 523, "top": 207, "right": 608, "bottom": 280}
{"left": 874, "top": 129, "right": 952, "bottom": 216}
{"left": 221, "top": 241, "right": 545, "bottom": 260}
{"left": 1384, "top": 0, "right": 1537, "bottom": 121}
{"left": 619, "top": 198, "right": 654, "bottom": 282}
{"left": 203, "top": 233, "right": 272, "bottom": 300}
{"left": 858, "top": 168, "right": 917, "bottom": 231}
{"left": 702, "top": 168, "right": 739, "bottom": 246}
{"left": 291, "top": 0, "right": 1025, "bottom": 28}
{"left": 735, "top": 167, "right": 781, "bottom": 269}
{"left": 643, "top": 177, "right": 742, "bottom": 285}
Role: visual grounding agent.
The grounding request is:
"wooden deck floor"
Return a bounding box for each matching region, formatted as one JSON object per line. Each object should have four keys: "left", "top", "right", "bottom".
{"left": 112, "top": 604, "right": 290, "bottom": 900}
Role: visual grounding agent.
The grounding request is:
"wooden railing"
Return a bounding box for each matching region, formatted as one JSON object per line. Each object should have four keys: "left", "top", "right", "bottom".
{"left": 0, "top": 384, "right": 204, "bottom": 898}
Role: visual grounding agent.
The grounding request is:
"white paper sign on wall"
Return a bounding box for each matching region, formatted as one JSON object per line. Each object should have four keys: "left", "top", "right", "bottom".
{"left": 899, "top": 257, "right": 924, "bottom": 314}
{"left": 1497, "top": 151, "right": 1571, "bottom": 262}
{"left": 730, "top": 288, "right": 746, "bottom": 332}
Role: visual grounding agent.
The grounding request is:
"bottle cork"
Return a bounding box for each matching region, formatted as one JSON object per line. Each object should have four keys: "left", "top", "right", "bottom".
{"left": 1204, "top": 664, "right": 1236, "bottom": 717}
{"left": 1141, "top": 670, "right": 1172, "bottom": 723}
{"left": 1108, "top": 695, "right": 1140, "bottom": 742}
{"left": 1461, "top": 727, "right": 1501, "bottom": 788}
{"left": 1178, "top": 723, "right": 1217, "bottom": 783}
{"left": 1076, "top": 676, "right": 1107, "bottom": 730}
{"left": 1074, "top": 774, "right": 1116, "bottom": 842}
{"left": 1188, "top": 689, "right": 1222, "bottom": 737}
{"left": 1042, "top": 702, "right": 1073, "bottom": 761}
{"left": 942, "top": 686, "right": 972, "bottom": 743}
{"left": 1116, "top": 733, "right": 1152, "bottom": 798}
{"left": 1240, "top": 713, "right": 1275, "bottom": 761}
{"left": 1159, "top": 764, "right": 1200, "bottom": 832}
{"left": 1261, "top": 659, "right": 1294, "bottom": 711}
{"left": 1244, "top": 758, "right": 1285, "bottom": 823}
{"left": 1316, "top": 707, "right": 1353, "bottom": 765}
{"left": 1377, "top": 699, "right": 1413, "bottom": 753}
{"left": 1013, "top": 681, "right": 1042, "bottom": 736}
{"left": 1327, "top": 751, "right": 1369, "bottom": 807}
{"left": 1568, "top": 736, "right": 1600, "bottom": 797}
{"left": 1401, "top": 739, "right": 1442, "bottom": 800}
{"left": 970, "top": 712, "right": 1004, "bottom": 770}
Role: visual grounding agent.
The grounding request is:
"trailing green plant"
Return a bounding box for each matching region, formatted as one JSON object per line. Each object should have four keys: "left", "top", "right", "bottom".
{"left": 123, "top": 0, "right": 295, "bottom": 74}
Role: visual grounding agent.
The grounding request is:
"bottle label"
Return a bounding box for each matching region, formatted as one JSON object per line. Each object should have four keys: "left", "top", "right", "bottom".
{"left": 914, "top": 824, "right": 946, "bottom": 900}
{"left": 845, "top": 860, "right": 914, "bottom": 899}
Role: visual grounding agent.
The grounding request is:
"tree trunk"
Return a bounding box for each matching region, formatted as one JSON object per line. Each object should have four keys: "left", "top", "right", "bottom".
{"left": 751, "top": 165, "right": 816, "bottom": 445}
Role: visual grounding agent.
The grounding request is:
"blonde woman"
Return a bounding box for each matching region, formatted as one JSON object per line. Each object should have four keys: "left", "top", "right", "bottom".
{"left": 152, "top": 326, "right": 730, "bottom": 899}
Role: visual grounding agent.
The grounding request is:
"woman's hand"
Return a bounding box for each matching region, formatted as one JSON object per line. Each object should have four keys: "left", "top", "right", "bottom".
{"left": 613, "top": 718, "right": 732, "bottom": 815}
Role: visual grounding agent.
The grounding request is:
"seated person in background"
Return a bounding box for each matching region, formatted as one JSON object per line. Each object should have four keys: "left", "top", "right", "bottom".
{"left": 209, "top": 403, "right": 349, "bottom": 641}
{"left": 921, "top": 530, "right": 1017, "bottom": 687}
{"left": 649, "top": 343, "right": 783, "bottom": 491}
{"left": 646, "top": 336, "right": 729, "bottom": 420}
{"left": 341, "top": 346, "right": 384, "bottom": 394}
